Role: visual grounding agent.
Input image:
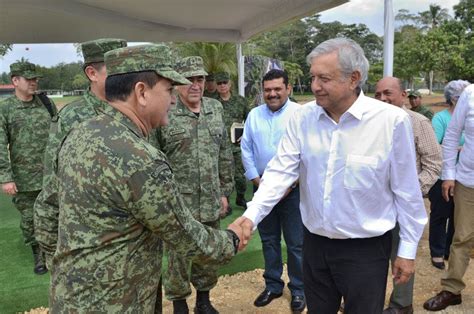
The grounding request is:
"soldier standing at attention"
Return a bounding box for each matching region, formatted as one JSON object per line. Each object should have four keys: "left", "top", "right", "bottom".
{"left": 34, "top": 38, "right": 127, "bottom": 267}
{"left": 203, "top": 73, "right": 219, "bottom": 99}
{"left": 49, "top": 44, "right": 242, "bottom": 313}
{"left": 0, "top": 61, "right": 57, "bottom": 275}
{"left": 152, "top": 57, "right": 234, "bottom": 314}
{"left": 215, "top": 71, "right": 250, "bottom": 212}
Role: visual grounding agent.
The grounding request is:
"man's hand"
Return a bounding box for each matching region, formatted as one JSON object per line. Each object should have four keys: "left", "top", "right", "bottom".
{"left": 392, "top": 257, "right": 415, "bottom": 285}
{"left": 2, "top": 182, "right": 17, "bottom": 196}
{"left": 442, "top": 180, "right": 455, "bottom": 202}
{"left": 252, "top": 177, "right": 261, "bottom": 187}
{"left": 219, "top": 196, "right": 229, "bottom": 218}
{"left": 231, "top": 216, "right": 254, "bottom": 250}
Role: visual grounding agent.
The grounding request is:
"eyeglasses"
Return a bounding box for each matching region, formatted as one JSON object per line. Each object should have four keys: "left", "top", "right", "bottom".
{"left": 217, "top": 81, "right": 228, "bottom": 85}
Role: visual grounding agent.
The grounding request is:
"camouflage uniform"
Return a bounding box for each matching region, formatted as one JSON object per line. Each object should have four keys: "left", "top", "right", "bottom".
{"left": 0, "top": 61, "right": 57, "bottom": 247}
{"left": 412, "top": 105, "right": 434, "bottom": 120}
{"left": 152, "top": 57, "right": 234, "bottom": 301}
{"left": 34, "top": 38, "right": 127, "bottom": 266}
{"left": 50, "top": 44, "right": 237, "bottom": 313}
{"left": 204, "top": 72, "right": 219, "bottom": 99}
{"left": 215, "top": 71, "right": 250, "bottom": 203}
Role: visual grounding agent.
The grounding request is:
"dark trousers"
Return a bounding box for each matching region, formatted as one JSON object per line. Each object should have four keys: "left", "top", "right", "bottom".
{"left": 257, "top": 186, "right": 304, "bottom": 296}
{"left": 303, "top": 228, "right": 391, "bottom": 314}
{"left": 428, "top": 180, "right": 455, "bottom": 258}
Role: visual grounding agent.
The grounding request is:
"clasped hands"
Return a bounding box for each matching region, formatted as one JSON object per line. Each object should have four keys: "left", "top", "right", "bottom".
{"left": 226, "top": 216, "right": 254, "bottom": 252}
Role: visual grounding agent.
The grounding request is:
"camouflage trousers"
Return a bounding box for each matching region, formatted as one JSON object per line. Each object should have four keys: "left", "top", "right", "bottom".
{"left": 163, "top": 220, "right": 220, "bottom": 300}
{"left": 12, "top": 190, "right": 40, "bottom": 246}
{"left": 233, "top": 150, "right": 246, "bottom": 197}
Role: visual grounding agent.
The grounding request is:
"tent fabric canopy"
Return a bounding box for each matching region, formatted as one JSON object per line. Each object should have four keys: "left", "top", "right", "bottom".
{"left": 0, "top": 0, "right": 347, "bottom": 43}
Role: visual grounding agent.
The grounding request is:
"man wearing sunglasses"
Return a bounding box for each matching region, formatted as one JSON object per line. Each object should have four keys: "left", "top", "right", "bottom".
{"left": 216, "top": 72, "right": 251, "bottom": 214}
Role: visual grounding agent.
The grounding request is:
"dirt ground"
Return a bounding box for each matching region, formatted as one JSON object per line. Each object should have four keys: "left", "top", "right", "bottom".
{"left": 27, "top": 200, "right": 474, "bottom": 313}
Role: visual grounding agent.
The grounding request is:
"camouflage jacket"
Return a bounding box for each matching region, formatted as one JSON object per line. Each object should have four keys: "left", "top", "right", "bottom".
{"left": 217, "top": 94, "right": 249, "bottom": 152}
{"left": 152, "top": 97, "right": 234, "bottom": 222}
{"left": 203, "top": 89, "right": 219, "bottom": 99}
{"left": 412, "top": 105, "right": 434, "bottom": 121}
{"left": 0, "top": 94, "right": 56, "bottom": 191}
{"left": 50, "top": 105, "right": 235, "bottom": 313}
{"left": 34, "top": 90, "right": 108, "bottom": 261}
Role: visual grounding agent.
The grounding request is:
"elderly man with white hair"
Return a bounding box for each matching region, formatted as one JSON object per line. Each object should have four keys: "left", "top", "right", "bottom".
{"left": 234, "top": 38, "right": 427, "bottom": 313}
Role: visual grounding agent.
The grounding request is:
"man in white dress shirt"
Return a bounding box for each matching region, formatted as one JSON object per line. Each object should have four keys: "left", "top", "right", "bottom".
{"left": 234, "top": 38, "right": 428, "bottom": 313}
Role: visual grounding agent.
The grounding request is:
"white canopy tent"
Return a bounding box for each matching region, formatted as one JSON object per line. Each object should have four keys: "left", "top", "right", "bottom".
{"left": 0, "top": 0, "right": 395, "bottom": 92}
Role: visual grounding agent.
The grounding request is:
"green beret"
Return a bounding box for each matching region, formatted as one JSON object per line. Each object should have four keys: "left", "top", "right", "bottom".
{"left": 104, "top": 44, "right": 190, "bottom": 85}
{"left": 10, "top": 61, "right": 41, "bottom": 79}
{"left": 176, "top": 56, "right": 208, "bottom": 78}
{"left": 408, "top": 90, "right": 421, "bottom": 97}
{"left": 215, "top": 72, "right": 230, "bottom": 82}
{"left": 81, "top": 38, "right": 127, "bottom": 64}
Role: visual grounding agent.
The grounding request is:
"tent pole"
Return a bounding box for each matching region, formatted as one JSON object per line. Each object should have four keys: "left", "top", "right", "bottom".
{"left": 236, "top": 43, "right": 245, "bottom": 97}
{"left": 383, "top": 0, "right": 394, "bottom": 77}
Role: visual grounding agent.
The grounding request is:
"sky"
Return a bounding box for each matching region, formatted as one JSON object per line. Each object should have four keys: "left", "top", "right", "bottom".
{"left": 0, "top": 0, "right": 460, "bottom": 74}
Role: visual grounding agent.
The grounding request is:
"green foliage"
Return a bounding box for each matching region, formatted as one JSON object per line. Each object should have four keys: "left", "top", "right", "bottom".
{"left": 36, "top": 62, "right": 84, "bottom": 91}
{"left": 454, "top": 0, "right": 474, "bottom": 32}
{"left": 174, "top": 42, "right": 237, "bottom": 75}
{"left": 0, "top": 43, "right": 12, "bottom": 57}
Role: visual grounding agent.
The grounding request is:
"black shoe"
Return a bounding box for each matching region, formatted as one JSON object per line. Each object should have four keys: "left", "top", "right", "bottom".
{"left": 173, "top": 300, "right": 189, "bottom": 314}
{"left": 291, "top": 295, "right": 306, "bottom": 313}
{"left": 254, "top": 289, "right": 282, "bottom": 307}
{"left": 32, "top": 245, "right": 48, "bottom": 275}
{"left": 431, "top": 258, "right": 445, "bottom": 270}
{"left": 194, "top": 301, "right": 218, "bottom": 314}
{"left": 235, "top": 195, "right": 247, "bottom": 209}
{"left": 382, "top": 304, "right": 413, "bottom": 314}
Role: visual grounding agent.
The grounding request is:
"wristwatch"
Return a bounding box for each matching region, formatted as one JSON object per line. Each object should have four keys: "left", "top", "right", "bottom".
{"left": 226, "top": 229, "right": 240, "bottom": 254}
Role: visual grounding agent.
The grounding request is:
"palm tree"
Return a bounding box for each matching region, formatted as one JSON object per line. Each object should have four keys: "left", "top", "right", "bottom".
{"left": 419, "top": 4, "right": 451, "bottom": 30}
{"left": 174, "top": 42, "right": 237, "bottom": 75}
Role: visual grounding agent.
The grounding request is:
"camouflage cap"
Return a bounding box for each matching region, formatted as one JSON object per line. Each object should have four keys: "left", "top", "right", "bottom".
{"left": 408, "top": 90, "right": 421, "bottom": 97}
{"left": 206, "top": 72, "right": 215, "bottom": 81}
{"left": 81, "top": 38, "right": 127, "bottom": 64}
{"left": 104, "top": 44, "right": 190, "bottom": 85}
{"left": 10, "top": 61, "right": 42, "bottom": 79}
{"left": 177, "top": 56, "right": 208, "bottom": 78}
{"left": 215, "top": 72, "right": 230, "bottom": 83}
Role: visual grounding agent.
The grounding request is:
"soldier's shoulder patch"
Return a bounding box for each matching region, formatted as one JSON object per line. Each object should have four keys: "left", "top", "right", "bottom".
{"left": 150, "top": 161, "right": 172, "bottom": 180}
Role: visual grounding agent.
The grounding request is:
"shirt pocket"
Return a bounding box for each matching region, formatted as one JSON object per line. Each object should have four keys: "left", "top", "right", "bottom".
{"left": 209, "top": 127, "right": 223, "bottom": 146}
{"left": 343, "top": 154, "right": 378, "bottom": 190}
{"left": 167, "top": 128, "right": 189, "bottom": 142}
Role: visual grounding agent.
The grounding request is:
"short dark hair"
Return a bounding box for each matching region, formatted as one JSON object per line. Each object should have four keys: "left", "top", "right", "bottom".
{"left": 105, "top": 71, "right": 161, "bottom": 102}
{"left": 262, "top": 69, "right": 289, "bottom": 87}
{"left": 83, "top": 62, "right": 106, "bottom": 82}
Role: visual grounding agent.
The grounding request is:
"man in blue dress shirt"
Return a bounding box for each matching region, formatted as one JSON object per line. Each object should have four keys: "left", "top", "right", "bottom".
{"left": 241, "top": 69, "right": 305, "bottom": 313}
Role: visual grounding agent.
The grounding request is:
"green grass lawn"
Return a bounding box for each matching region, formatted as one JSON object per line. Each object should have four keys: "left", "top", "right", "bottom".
{"left": 0, "top": 184, "right": 285, "bottom": 313}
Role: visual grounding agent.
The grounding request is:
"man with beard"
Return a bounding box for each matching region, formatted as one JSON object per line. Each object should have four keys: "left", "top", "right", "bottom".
{"left": 0, "top": 61, "right": 57, "bottom": 274}
{"left": 241, "top": 69, "right": 305, "bottom": 312}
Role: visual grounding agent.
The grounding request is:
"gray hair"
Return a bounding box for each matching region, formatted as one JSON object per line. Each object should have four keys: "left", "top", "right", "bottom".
{"left": 444, "top": 80, "right": 470, "bottom": 105}
{"left": 306, "top": 37, "right": 369, "bottom": 88}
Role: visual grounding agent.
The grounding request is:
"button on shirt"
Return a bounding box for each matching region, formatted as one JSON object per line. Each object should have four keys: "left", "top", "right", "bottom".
{"left": 442, "top": 84, "right": 474, "bottom": 188}
{"left": 243, "top": 92, "right": 427, "bottom": 259}
{"left": 241, "top": 99, "right": 300, "bottom": 180}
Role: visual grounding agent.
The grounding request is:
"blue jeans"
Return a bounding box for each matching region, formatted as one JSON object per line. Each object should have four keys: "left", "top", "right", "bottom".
{"left": 428, "top": 180, "right": 455, "bottom": 258}
{"left": 256, "top": 186, "right": 304, "bottom": 296}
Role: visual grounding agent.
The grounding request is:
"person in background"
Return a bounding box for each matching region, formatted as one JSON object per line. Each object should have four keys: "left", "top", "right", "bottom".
{"left": 241, "top": 69, "right": 305, "bottom": 312}
{"left": 428, "top": 79, "right": 470, "bottom": 270}
{"left": 408, "top": 90, "right": 434, "bottom": 120}
{"left": 0, "top": 61, "right": 57, "bottom": 275}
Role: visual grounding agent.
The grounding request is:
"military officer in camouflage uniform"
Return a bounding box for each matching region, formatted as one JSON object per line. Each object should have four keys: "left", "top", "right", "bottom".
{"left": 203, "top": 73, "right": 219, "bottom": 99}
{"left": 215, "top": 71, "right": 250, "bottom": 211}
{"left": 0, "top": 61, "right": 57, "bottom": 275}
{"left": 50, "top": 44, "right": 242, "bottom": 313}
{"left": 34, "top": 38, "right": 127, "bottom": 267}
{"left": 152, "top": 56, "right": 234, "bottom": 314}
